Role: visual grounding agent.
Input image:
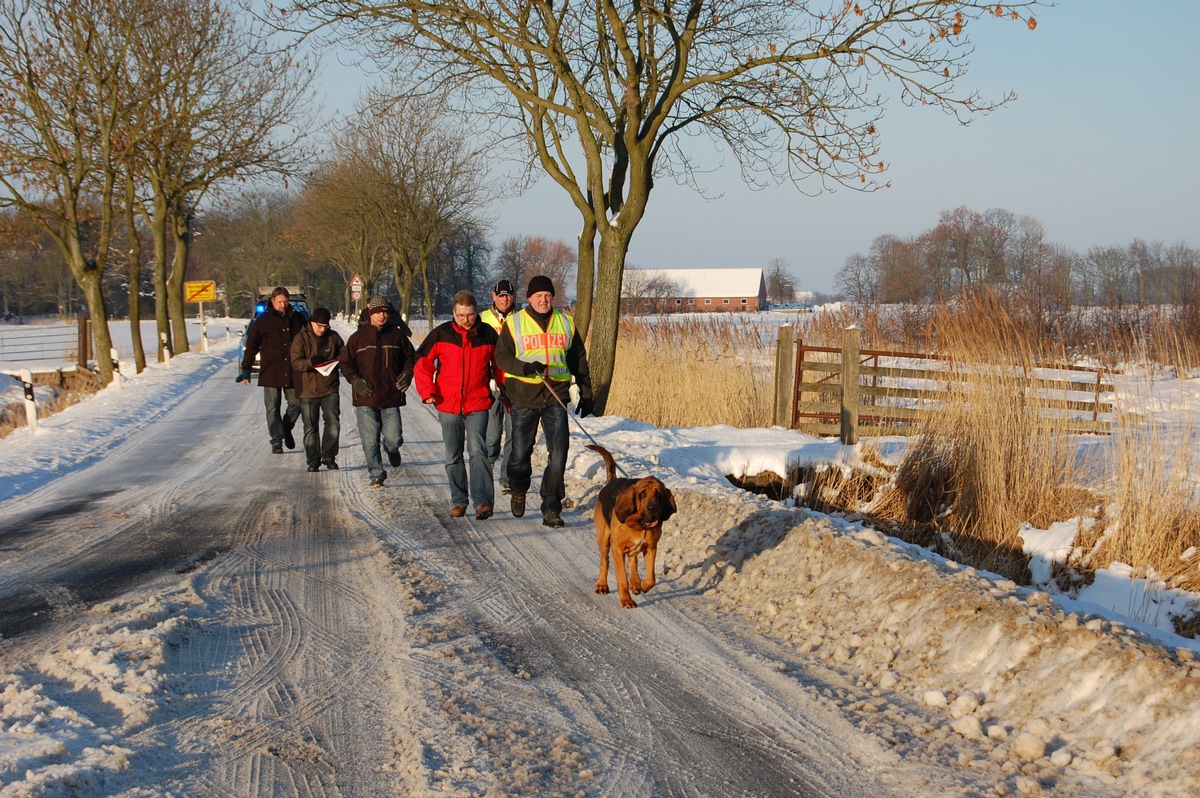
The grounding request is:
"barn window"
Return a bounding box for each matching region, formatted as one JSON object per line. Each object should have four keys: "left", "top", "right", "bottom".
{"left": 722, "top": 299, "right": 730, "bottom": 305}
{"left": 704, "top": 299, "right": 712, "bottom": 305}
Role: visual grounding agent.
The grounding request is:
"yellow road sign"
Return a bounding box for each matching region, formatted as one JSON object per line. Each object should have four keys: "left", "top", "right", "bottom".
{"left": 185, "top": 281, "right": 216, "bottom": 302}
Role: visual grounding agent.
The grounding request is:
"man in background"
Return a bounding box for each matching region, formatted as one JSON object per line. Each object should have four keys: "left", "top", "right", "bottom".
{"left": 290, "top": 307, "right": 344, "bottom": 472}
{"left": 237, "top": 286, "right": 305, "bottom": 454}
{"left": 480, "top": 279, "right": 516, "bottom": 496}
{"left": 340, "top": 296, "right": 416, "bottom": 487}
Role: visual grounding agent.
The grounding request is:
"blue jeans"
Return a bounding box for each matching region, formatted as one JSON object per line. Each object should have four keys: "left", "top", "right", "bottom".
{"left": 508, "top": 403, "right": 569, "bottom": 514}
{"left": 355, "top": 405, "right": 403, "bottom": 479}
{"left": 300, "top": 393, "right": 340, "bottom": 465}
{"left": 486, "top": 396, "right": 511, "bottom": 488}
{"left": 438, "top": 410, "right": 493, "bottom": 509}
{"left": 264, "top": 387, "right": 300, "bottom": 446}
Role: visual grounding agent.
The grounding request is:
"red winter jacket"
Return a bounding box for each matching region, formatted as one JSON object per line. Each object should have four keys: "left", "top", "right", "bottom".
{"left": 414, "top": 319, "right": 498, "bottom": 415}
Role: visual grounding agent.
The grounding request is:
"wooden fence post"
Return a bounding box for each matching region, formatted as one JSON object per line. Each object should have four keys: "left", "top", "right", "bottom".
{"left": 841, "top": 325, "right": 861, "bottom": 445}
{"left": 76, "top": 313, "right": 89, "bottom": 369}
{"left": 773, "top": 324, "right": 794, "bottom": 427}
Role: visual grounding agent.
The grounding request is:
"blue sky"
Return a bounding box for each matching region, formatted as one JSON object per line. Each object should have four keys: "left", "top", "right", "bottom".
{"left": 317, "top": 2, "right": 1199, "bottom": 293}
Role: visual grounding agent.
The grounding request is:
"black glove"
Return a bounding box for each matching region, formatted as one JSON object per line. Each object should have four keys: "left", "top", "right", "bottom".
{"left": 353, "top": 378, "right": 374, "bottom": 398}
{"left": 394, "top": 372, "right": 412, "bottom": 393}
{"left": 523, "top": 361, "right": 547, "bottom": 377}
{"left": 235, "top": 369, "right": 252, "bottom": 383}
{"left": 576, "top": 398, "right": 594, "bottom": 417}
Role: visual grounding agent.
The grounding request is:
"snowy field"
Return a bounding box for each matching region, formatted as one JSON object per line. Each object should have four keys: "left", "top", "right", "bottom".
{"left": 1, "top": 315, "right": 1199, "bottom": 796}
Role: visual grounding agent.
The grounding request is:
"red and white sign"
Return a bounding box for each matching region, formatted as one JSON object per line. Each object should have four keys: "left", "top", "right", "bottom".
{"left": 350, "top": 274, "right": 363, "bottom": 290}
{"left": 351, "top": 289, "right": 362, "bottom": 301}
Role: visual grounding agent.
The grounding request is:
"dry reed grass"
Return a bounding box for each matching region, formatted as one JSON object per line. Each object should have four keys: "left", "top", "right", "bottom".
{"left": 607, "top": 299, "right": 1200, "bottom": 603}
{"left": 1072, "top": 407, "right": 1200, "bottom": 596}
{"left": 606, "top": 315, "right": 774, "bottom": 428}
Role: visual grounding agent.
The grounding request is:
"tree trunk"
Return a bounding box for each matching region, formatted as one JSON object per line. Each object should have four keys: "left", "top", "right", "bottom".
{"left": 420, "top": 251, "right": 434, "bottom": 334}
{"left": 150, "top": 196, "right": 172, "bottom": 362}
{"left": 588, "top": 232, "right": 633, "bottom": 415}
{"left": 168, "top": 212, "right": 191, "bottom": 354}
{"left": 77, "top": 266, "right": 115, "bottom": 384}
{"left": 574, "top": 213, "right": 597, "bottom": 341}
{"left": 124, "top": 181, "right": 146, "bottom": 373}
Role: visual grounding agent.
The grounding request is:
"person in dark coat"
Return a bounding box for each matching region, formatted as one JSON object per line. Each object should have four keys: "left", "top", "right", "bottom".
{"left": 480, "top": 279, "right": 516, "bottom": 495}
{"left": 290, "top": 307, "right": 345, "bottom": 472}
{"left": 339, "top": 295, "right": 417, "bottom": 487}
{"left": 495, "top": 275, "right": 593, "bottom": 528}
{"left": 237, "top": 286, "right": 306, "bottom": 453}
{"left": 414, "top": 290, "right": 498, "bottom": 520}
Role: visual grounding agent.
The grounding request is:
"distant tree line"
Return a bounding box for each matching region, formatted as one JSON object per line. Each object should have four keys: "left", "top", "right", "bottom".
{"left": 836, "top": 206, "right": 1199, "bottom": 310}
{"left": 832, "top": 205, "right": 1200, "bottom": 357}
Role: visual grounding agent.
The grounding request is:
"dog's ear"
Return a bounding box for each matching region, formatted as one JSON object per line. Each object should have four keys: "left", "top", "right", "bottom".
{"left": 614, "top": 485, "right": 639, "bottom": 528}
{"left": 660, "top": 486, "right": 677, "bottom": 522}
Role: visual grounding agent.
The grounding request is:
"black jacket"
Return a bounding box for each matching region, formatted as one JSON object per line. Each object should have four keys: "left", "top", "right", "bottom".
{"left": 241, "top": 306, "right": 306, "bottom": 389}
{"left": 339, "top": 304, "right": 416, "bottom": 408}
{"left": 290, "top": 324, "right": 345, "bottom": 400}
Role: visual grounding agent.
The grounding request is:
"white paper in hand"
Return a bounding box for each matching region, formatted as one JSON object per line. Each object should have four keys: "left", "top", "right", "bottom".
{"left": 314, "top": 360, "right": 339, "bottom": 377}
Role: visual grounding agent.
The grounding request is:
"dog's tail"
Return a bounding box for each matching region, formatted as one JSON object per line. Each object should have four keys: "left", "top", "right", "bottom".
{"left": 586, "top": 444, "right": 616, "bottom": 482}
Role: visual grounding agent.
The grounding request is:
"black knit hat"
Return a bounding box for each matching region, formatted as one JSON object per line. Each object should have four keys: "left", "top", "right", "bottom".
{"left": 526, "top": 275, "right": 555, "bottom": 298}
{"left": 493, "top": 279, "right": 514, "bottom": 296}
{"left": 310, "top": 307, "right": 331, "bottom": 325}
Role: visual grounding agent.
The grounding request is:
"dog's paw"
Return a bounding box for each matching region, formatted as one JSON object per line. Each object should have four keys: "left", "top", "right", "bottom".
{"left": 620, "top": 595, "right": 639, "bottom": 609}
{"left": 595, "top": 583, "right": 610, "bottom": 595}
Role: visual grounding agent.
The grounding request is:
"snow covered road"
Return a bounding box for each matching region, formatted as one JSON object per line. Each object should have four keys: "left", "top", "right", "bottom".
{"left": 0, "top": 351, "right": 919, "bottom": 796}
{"left": 3, "top": 344, "right": 1199, "bottom": 797}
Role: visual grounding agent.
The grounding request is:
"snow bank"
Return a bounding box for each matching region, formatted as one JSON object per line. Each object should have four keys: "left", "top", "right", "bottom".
{"left": 666, "top": 490, "right": 1200, "bottom": 796}
{"left": 565, "top": 452, "right": 1200, "bottom": 798}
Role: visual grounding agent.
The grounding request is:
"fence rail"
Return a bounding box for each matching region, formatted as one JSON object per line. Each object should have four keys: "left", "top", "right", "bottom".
{"left": 772, "top": 326, "right": 1114, "bottom": 443}
{"left": 0, "top": 316, "right": 90, "bottom": 370}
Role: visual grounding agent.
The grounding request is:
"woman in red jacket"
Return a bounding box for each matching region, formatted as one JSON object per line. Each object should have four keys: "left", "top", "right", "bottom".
{"left": 414, "top": 291, "right": 499, "bottom": 520}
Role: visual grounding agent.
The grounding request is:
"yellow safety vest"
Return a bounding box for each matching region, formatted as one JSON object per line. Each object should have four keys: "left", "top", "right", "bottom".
{"left": 504, "top": 309, "right": 574, "bottom": 384}
{"left": 480, "top": 307, "right": 506, "bottom": 333}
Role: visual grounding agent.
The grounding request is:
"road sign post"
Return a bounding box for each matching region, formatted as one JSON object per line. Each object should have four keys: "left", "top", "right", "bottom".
{"left": 184, "top": 281, "right": 216, "bottom": 352}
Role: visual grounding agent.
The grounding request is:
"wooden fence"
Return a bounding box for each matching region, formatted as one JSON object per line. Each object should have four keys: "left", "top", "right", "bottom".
{"left": 772, "top": 326, "right": 1114, "bottom": 444}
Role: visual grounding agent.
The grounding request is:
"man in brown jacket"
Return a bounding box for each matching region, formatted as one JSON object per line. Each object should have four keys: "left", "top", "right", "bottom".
{"left": 290, "top": 307, "right": 345, "bottom": 472}
{"left": 237, "top": 286, "right": 306, "bottom": 454}
{"left": 339, "top": 296, "right": 417, "bottom": 487}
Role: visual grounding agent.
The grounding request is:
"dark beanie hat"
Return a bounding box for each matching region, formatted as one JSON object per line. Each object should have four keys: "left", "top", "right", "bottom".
{"left": 310, "top": 307, "right": 331, "bottom": 325}
{"left": 526, "top": 275, "right": 555, "bottom": 298}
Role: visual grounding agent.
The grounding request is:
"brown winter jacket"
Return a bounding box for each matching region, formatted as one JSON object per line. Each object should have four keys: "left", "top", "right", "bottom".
{"left": 290, "top": 324, "right": 345, "bottom": 400}
{"left": 240, "top": 305, "right": 306, "bottom": 389}
{"left": 339, "top": 305, "right": 416, "bottom": 408}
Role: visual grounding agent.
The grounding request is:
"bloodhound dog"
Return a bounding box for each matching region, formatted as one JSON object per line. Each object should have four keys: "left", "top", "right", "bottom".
{"left": 587, "top": 444, "right": 677, "bottom": 608}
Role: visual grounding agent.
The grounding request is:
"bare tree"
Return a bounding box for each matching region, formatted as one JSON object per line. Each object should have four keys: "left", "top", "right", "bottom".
{"left": 0, "top": 0, "right": 153, "bottom": 382}
{"left": 286, "top": 0, "right": 1044, "bottom": 414}
{"left": 128, "top": 0, "right": 314, "bottom": 357}
{"left": 492, "top": 235, "right": 576, "bottom": 303}
{"left": 835, "top": 253, "right": 878, "bottom": 305}
{"left": 290, "top": 156, "right": 392, "bottom": 314}
{"left": 620, "top": 268, "right": 683, "bottom": 314}
{"left": 765, "top": 258, "right": 796, "bottom": 306}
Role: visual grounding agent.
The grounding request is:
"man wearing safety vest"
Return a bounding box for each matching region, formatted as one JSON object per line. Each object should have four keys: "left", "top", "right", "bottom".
{"left": 495, "top": 275, "right": 593, "bottom": 528}
{"left": 480, "top": 279, "right": 517, "bottom": 496}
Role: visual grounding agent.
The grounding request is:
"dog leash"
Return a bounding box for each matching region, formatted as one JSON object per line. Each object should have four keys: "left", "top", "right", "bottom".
{"left": 537, "top": 374, "right": 628, "bottom": 478}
